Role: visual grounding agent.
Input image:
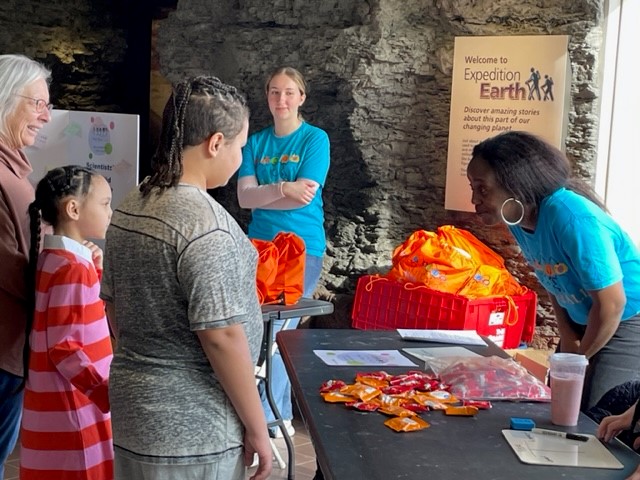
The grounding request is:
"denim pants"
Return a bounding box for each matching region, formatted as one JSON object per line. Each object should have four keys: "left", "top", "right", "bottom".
{"left": 261, "top": 254, "right": 323, "bottom": 423}
{"left": 0, "top": 369, "right": 23, "bottom": 479}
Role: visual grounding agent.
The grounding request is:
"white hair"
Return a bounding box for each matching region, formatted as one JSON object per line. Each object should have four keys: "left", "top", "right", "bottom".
{"left": 0, "top": 54, "right": 51, "bottom": 138}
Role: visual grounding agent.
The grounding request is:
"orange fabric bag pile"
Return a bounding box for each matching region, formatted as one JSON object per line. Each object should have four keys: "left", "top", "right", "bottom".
{"left": 387, "top": 225, "right": 527, "bottom": 299}
{"left": 251, "top": 232, "right": 305, "bottom": 305}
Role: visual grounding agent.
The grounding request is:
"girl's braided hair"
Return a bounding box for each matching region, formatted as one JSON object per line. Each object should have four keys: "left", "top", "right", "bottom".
{"left": 141, "top": 75, "right": 249, "bottom": 197}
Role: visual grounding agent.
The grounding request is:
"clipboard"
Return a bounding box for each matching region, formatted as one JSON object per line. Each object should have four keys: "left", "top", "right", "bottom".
{"left": 502, "top": 429, "right": 624, "bottom": 469}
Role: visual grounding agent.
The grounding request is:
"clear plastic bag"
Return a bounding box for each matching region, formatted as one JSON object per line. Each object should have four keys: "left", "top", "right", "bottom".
{"left": 435, "top": 355, "right": 551, "bottom": 401}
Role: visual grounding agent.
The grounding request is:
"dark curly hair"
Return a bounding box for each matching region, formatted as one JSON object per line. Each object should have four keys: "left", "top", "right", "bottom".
{"left": 472, "top": 131, "right": 606, "bottom": 211}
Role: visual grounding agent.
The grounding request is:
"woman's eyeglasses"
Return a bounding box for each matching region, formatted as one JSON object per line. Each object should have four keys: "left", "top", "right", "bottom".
{"left": 13, "top": 94, "right": 53, "bottom": 113}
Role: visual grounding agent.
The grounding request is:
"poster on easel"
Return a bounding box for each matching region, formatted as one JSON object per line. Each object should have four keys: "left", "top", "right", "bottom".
{"left": 444, "top": 35, "right": 569, "bottom": 212}
{"left": 25, "top": 110, "right": 139, "bottom": 209}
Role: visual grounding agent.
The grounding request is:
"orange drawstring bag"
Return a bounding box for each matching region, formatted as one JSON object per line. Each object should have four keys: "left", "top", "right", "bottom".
{"left": 437, "top": 225, "right": 506, "bottom": 269}
{"left": 384, "top": 226, "right": 535, "bottom": 343}
{"left": 387, "top": 230, "right": 476, "bottom": 294}
{"left": 456, "top": 264, "right": 528, "bottom": 299}
{"left": 268, "top": 232, "right": 306, "bottom": 305}
{"left": 251, "top": 239, "right": 279, "bottom": 305}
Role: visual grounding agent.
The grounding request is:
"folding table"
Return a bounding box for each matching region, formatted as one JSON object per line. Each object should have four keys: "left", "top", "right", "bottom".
{"left": 260, "top": 298, "right": 334, "bottom": 479}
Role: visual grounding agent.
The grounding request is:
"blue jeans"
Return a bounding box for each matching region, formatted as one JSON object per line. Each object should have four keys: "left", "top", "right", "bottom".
{"left": 261, "top": 254, "right": 323, "bottom": 423}
{"left": 0, "top": 370, "right": 23, "bottom": 479}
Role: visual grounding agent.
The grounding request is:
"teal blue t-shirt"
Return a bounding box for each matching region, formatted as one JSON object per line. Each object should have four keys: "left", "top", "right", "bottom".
{"left": 510, "top": 188, "right": 640, "bottom": 325}
{"left": 238, "top": 122, "right": 330, "bottom": 256}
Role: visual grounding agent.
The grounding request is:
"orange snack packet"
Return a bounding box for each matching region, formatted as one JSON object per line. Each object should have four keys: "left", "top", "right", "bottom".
{"left": 424, "top": 400, "right": 448, "bottom": 411}
{"left": 424, "top": 390, "right": 458, "bottom": 404}
{"left": 445, "top": 405, "right": 479, "bottom": 416}
{"left": 378, "top": 405, "right": 417, "bottom": 417}
{"left": 376, "top": 394, "right": 407, "bottom": 407}
{"left": 405, "top": 393, "right": 444, "bottom": 410}
{"left": 321, "top": 391, "right": 354, "bottom": 403}
{"left": 356, "top": 375, "right": 389, "bottom": 389}
{"left": 339, "top": 383, "right": 381, "bottom": 403}
{"left": 384, "top": 416, "right": 430, "bottom": 432}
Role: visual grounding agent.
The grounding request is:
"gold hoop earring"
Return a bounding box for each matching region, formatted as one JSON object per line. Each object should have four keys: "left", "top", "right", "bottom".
{"left": 500, "top": 198, "right": 525, "bottom": 226}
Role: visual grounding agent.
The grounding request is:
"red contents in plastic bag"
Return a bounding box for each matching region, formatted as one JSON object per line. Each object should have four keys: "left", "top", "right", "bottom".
{"left": 439, "top": 356, "right": 551, "bottom": 401}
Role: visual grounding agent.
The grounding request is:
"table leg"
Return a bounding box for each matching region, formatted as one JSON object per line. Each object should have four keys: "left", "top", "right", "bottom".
{"left": 264, "top": 315, "right": 295, "bottom": 479}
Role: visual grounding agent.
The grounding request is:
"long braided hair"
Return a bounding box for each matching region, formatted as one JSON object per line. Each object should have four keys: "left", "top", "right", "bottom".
{"left": 141, "top": 75, "right": 249, "bottom": 197}
{"left": 20, "top": 166, "right": 95, "bottom": 391}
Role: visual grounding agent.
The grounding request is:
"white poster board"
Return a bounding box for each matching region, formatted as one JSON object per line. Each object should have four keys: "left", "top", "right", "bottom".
{"left": 445, "top": 35, "right": 569, "bottom": 212}
{"left": 25, "top": 110, "right": 139, "bottom": 209}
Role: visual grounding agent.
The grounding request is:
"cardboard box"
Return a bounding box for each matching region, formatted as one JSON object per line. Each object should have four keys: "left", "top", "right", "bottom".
{"left": 505, "top": 348, "right": 551, "bottom": 383}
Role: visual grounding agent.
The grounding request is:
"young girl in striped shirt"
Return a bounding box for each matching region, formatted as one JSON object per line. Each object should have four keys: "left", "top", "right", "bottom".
{"left": 20, "top": 166, "right": 114, "bottom": 480}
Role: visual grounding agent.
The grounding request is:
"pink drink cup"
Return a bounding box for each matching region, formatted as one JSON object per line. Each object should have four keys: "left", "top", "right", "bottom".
{"left": 549, "top": 353, "right": 588, "bottom": 427}
{"left": 551, "top": 374, "right": 585, "bottom": 426}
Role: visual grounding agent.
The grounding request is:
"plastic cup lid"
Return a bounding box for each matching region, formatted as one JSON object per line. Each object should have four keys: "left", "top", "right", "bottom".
{"left": 549, "top": 352, "right": 588, "bottom": 366}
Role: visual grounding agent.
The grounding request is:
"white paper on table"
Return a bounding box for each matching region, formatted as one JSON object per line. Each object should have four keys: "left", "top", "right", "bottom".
{"left": 402, "top": 346, "right": 481, "bottom": 363}
{"left": 397, "top": 329, "right": 487, "bottom": 346}
{"left": 313, "top": 350, "right": 418, "bottom": 367}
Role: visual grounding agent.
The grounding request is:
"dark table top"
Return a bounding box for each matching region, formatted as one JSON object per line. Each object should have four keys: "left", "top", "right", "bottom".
{"left": 277, "top": 328, "right": 640, "bottom": 480}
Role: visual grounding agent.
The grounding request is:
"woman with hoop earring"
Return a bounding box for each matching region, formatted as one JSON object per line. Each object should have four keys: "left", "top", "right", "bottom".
{"left": 467, "top": 131, "right": 640, "bottom": 412}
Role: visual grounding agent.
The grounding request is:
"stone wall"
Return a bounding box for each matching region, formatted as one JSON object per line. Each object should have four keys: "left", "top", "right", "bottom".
{"left": 0, "top": 1, "right": 608, "bottom": 348}
{"left": 156, "top": 0, "right": 607, "bottom": 348}
{"left": 0, "top": 0, "right": 131, "bottom": 112}
{"left": 0, "top": 1, "right": 161, "bottom": 174}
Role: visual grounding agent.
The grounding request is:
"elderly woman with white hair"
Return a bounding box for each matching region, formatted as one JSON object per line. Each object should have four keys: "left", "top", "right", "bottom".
{"left": 0, "top": 53, "right": 52, "bottom": 477}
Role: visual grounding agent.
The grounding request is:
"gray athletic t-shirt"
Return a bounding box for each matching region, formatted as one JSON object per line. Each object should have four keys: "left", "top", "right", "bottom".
{"left": 101, "top": 183, "right": 263, "bottom": 464}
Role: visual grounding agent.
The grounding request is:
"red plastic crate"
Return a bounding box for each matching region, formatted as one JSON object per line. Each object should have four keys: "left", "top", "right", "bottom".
{"left": 351, "top": 275, "right": 537, "bottom": 349}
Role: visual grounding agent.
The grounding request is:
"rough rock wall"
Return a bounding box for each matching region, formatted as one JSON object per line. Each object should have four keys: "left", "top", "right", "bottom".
{"left": 0, "top": 0, "right": 130, "bottom": 112}
{"left": 157, "top": 0, "right": 606, "bottom": 347}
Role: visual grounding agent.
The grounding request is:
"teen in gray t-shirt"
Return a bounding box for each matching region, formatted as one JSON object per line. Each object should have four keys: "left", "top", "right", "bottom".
{"left": 101, "top": 77, "right": 272, "bottom": 479}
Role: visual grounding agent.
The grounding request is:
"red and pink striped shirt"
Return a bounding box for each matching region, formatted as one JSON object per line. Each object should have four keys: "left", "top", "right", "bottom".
{"left": 21, "top": 235, "right": 113, "bottom": 480}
